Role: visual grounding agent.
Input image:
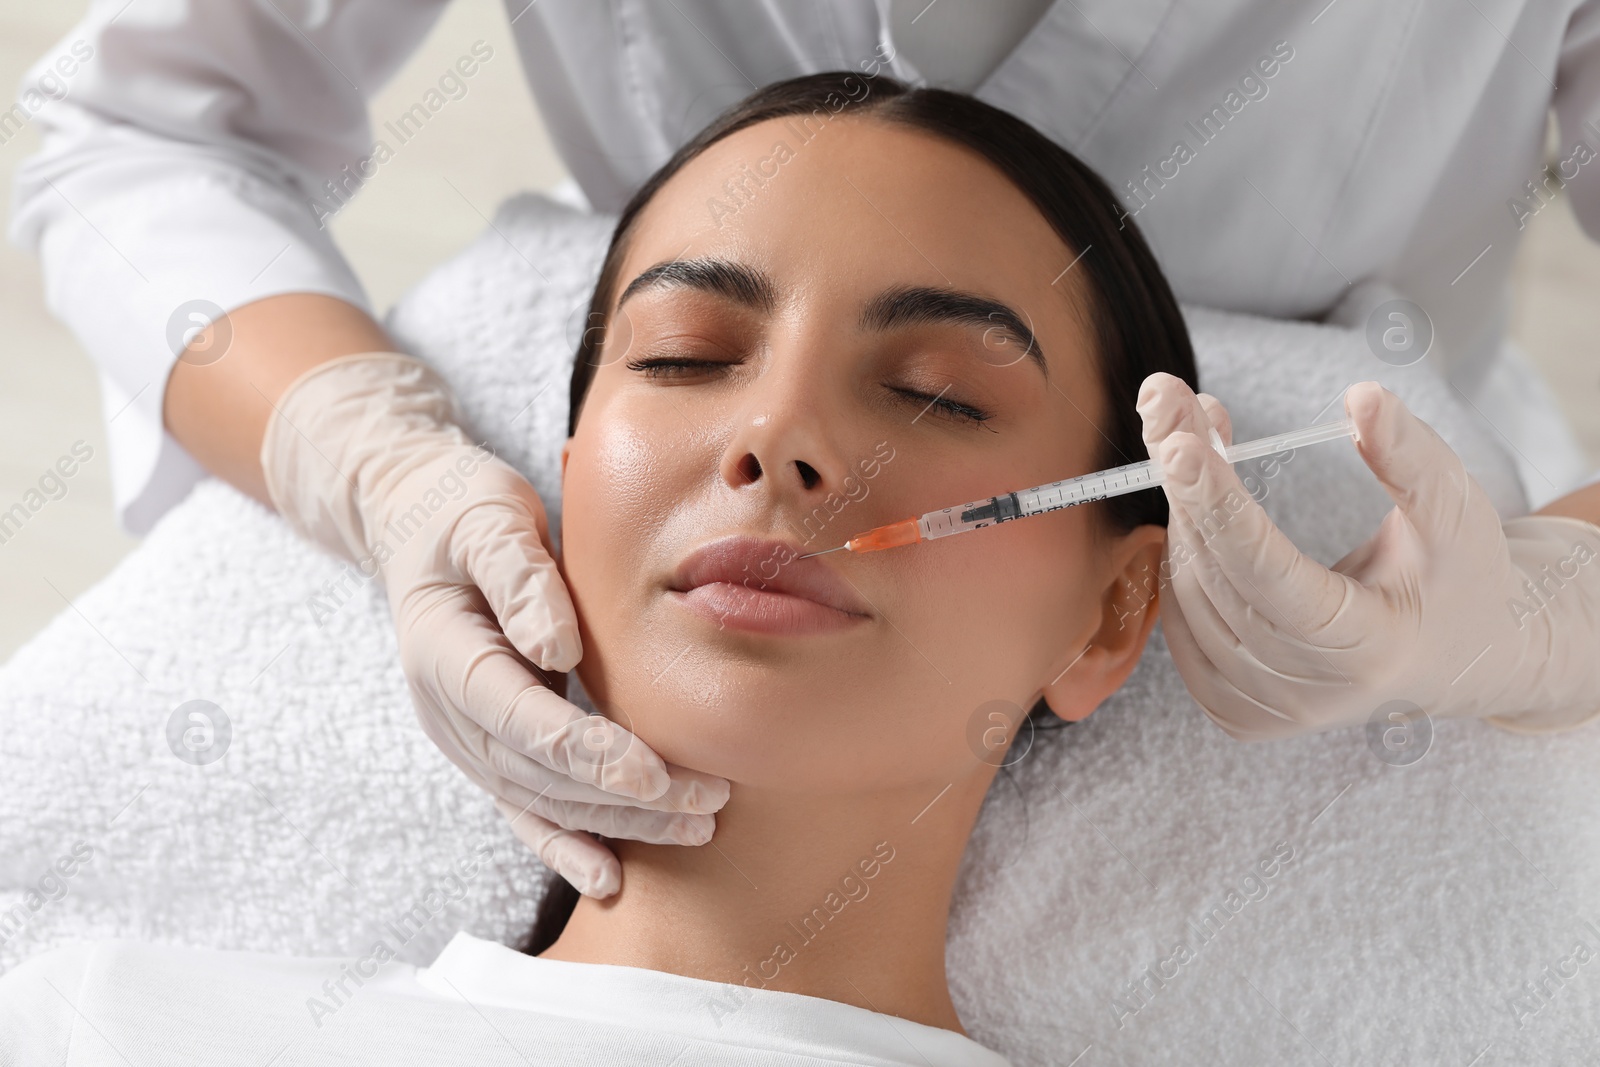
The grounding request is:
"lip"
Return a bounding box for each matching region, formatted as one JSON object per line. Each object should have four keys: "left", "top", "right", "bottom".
{"left": 667, "top": 535, "right": 872, "bottom": 635}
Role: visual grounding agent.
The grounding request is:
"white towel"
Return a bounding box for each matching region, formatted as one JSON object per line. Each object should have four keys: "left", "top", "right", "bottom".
{"left": 3, "top": 193, "right": 1596, "bottom": 1066}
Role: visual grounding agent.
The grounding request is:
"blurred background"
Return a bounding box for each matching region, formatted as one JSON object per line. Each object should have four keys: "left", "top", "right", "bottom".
{"left": 3, "top": 0, "right": 1599, "bottom": 661}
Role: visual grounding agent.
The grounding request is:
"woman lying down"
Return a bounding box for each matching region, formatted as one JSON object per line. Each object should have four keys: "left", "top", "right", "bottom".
{"left": 0, "top": 71, "right": 1199, "bottom": 1065}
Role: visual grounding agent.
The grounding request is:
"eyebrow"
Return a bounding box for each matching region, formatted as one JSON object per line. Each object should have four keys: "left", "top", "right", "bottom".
{"left": 859, "top": 284, "right": 1047, "bottom": 379}
{"left": 616, "top": 258, "right": 778, "bottom": 314}
{"left": 614, "top": 257, "right": 1048, "bottom": 379}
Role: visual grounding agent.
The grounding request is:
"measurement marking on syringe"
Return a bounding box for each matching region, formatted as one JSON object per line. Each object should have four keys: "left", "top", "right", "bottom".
{"left": 801, "top": 417, "right": 1359, "bottom": 560}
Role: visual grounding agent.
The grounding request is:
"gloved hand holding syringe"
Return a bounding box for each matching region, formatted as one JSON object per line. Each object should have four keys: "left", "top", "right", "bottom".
{"left": 809, "top": 372, "right": 1600, "bottom": 746}
{"left": 800, "top": 416, "right": 1357, "bottom": 558}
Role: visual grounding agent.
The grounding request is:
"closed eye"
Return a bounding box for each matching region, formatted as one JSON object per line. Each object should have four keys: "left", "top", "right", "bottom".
{"left": 625, "top": 356, "right": 995, "bottom": 427}
{"left": 623, "top": 355, "right": 738, "bottom": 379}
{"left": 889, "top": 385, "right": 994, "bottom": 427}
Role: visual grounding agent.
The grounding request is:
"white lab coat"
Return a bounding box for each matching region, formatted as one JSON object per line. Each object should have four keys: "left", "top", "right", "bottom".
{"left": 10, "top": 0, "right": 1600, "bottom": 533}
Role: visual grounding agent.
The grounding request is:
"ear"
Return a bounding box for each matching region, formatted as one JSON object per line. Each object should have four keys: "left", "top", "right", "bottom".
{"left": 560, "top": 437, "right": 572, "bottom": 486}
{"left": 1039, "top": 525, "right": 1167, "bottom": 722}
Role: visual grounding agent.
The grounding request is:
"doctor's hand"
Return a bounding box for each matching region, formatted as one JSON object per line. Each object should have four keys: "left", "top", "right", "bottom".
{"left": 261, "top": 352, "right": 729, "bottom": 897}
{"left": 1136, "top": 372, "right": 1600, "bottom": 741}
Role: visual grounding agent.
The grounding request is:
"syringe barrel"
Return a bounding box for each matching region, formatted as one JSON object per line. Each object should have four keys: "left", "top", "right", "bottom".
{"left": 916, "top": 460, "right": 1164, "bottom": 541}
{"left": 918, "top": 492, "right": 1020, "bottom": 540}
{"left": 1016, "top": 459, "right": 1163, "bottom": 512}
{"left": 903, "top": 419, "right": 1355, "bottom": 549}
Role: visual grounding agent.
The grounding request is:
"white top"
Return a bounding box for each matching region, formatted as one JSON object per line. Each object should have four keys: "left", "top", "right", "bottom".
{"left": 10, "top": 0, "right": 1600, "bottom": 532}
{"left": 0, "top": 931, "right": 1011, "bottom": 1065}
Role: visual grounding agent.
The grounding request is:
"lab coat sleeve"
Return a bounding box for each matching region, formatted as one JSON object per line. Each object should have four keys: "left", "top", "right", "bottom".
{"left": 1557, "top": 0, "right": 1600, "bottom": 232}
{"left": 7, "top": 0, "right": 452, "bottom": 535}
{"left": 1555, "top": 1, "right": 1600, "bottom": 491}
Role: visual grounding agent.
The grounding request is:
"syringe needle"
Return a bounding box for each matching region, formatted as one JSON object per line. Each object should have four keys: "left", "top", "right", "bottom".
{"left": 796, "top": 544, "right": 847, "bottom": 559}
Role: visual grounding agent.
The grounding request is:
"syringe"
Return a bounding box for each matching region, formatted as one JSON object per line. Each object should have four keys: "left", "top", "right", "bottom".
{"left": 798, "top": 416, "right": 1358, "bottom": 558}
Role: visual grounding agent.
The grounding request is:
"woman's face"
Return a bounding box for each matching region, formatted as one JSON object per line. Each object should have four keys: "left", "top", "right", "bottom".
{"left": 560, "top": 111, "right": 1165, "bottom": 793}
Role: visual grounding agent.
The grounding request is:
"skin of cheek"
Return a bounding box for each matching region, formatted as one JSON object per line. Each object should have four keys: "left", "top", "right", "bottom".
{"left": 560, "top": 412, "right": 684, "bottom": 726}
{"left": 561, "top": 401, "right": 1111, "bottom": 792}
{"left": 887, "top": 497, "right": 1109, "bottom": 752}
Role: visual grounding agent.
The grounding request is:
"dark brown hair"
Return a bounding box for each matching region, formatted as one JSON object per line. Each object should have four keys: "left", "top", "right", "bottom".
{"left": 523, "top": 70, "right": 1197, "bottom": 957}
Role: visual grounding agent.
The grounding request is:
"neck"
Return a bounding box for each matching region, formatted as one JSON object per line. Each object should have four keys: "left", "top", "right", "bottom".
{"left": 540, "top": 774, "right": 990, "bottom": 1032}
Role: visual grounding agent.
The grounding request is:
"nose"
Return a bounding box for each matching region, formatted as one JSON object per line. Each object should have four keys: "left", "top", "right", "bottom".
{"left": 717, "top": 363, "right": 855, "bottom": 506}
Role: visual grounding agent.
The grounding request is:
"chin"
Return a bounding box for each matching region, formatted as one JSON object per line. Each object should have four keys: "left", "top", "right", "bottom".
{"left": 579, "top": 652, "right": 974, "bottom": 795}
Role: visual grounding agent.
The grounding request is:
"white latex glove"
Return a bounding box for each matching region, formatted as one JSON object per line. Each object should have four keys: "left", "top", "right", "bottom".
{"left": 1136, "top": 371, "right": 1600, "bottom": 741}
{"left": 261, "top": 352, "right": 728, "bottom": 896}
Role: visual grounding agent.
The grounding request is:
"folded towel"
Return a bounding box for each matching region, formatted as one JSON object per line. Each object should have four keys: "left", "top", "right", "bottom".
{"left": 3, "top": 193, "right": 1595, "bottom": 1066}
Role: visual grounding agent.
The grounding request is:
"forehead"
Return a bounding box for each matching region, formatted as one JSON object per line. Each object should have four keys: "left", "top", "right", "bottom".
{"left": 614, "top": 113, "right": 1098, "bottom": 371}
